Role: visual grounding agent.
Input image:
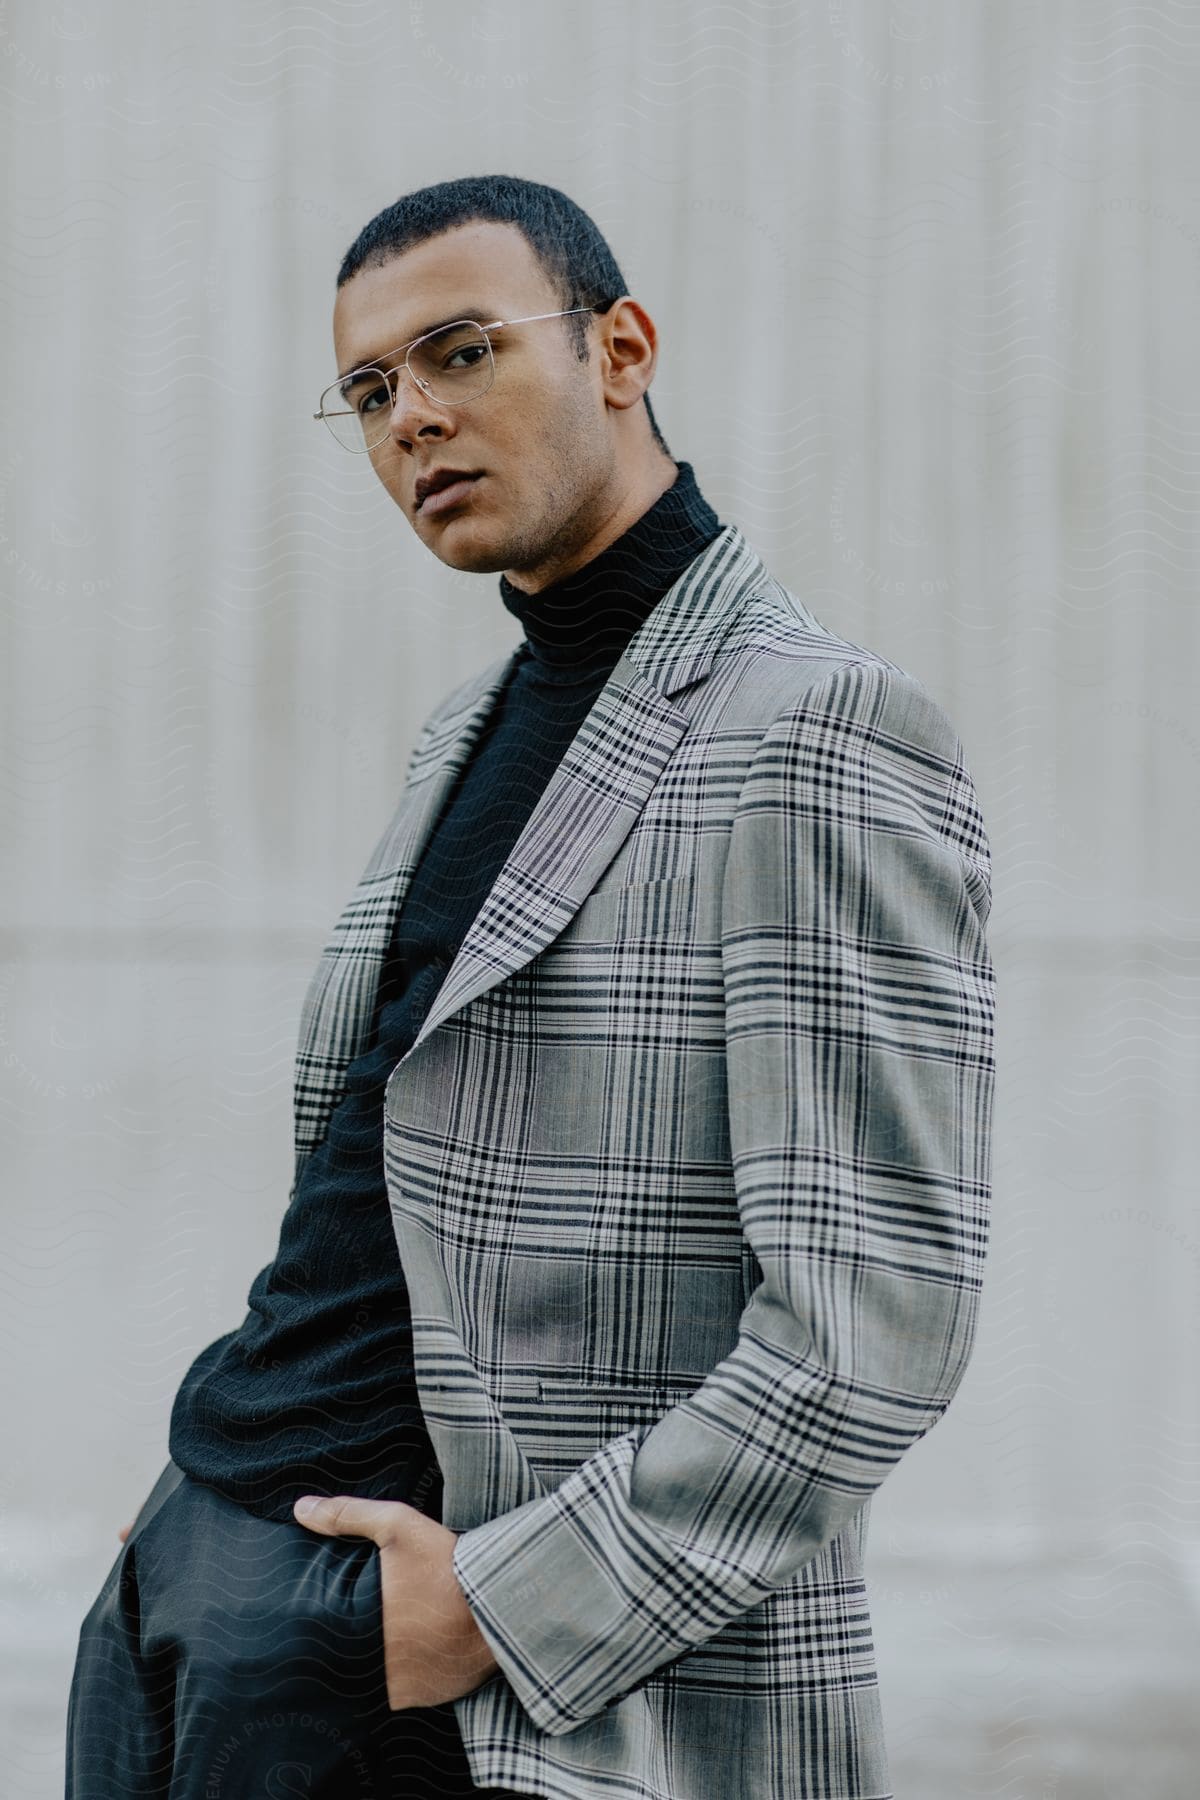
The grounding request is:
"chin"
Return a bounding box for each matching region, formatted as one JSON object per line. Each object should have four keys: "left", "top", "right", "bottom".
{"left": 421, "top": 524, "right": 509, "bottom": 576}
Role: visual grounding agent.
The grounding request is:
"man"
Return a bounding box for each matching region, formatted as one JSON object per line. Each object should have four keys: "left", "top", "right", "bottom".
{"left": 67, "top": 174, "right": 995, "bottom": 1800}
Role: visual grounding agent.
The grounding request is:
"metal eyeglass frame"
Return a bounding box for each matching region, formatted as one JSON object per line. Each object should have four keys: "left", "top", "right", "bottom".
{"left": 314, "top": 304, "right": 611, "bottom": 451}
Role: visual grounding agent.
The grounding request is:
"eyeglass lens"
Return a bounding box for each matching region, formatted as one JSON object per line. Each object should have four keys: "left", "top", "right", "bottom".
{"left": 325, "top": 321, "right": 495, "bottom": 450}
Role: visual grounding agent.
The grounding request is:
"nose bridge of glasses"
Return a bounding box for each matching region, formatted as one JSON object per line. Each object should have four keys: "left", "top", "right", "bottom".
{"left": 386, "top": 352, "right": 433, "bottom": 405}
{"left": 362, "top": 354, "right": 436, "bottom": 441}
{"left": 356, "top": 352, "right": 448, "bottom": 448}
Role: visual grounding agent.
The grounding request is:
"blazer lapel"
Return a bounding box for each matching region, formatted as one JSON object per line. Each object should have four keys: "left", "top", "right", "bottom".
{"left": 406, "top": 660, "right": 692, "bottom": 1054}
{"left": 397, "top": 522, "right": 768, "bottom": 1063}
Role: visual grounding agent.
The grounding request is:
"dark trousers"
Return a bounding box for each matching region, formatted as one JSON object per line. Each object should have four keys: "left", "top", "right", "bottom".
{"left": 65, "top": 1458, "right": 533, "bottom": 1798}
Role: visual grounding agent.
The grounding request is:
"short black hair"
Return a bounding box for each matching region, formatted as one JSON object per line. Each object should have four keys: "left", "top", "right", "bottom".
{"left": 337, "top": 174, "right": 672, "bottom": 458}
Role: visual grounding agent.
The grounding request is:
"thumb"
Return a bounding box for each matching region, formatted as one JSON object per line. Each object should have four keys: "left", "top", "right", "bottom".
{"left": 291, "top": 1493, "right": 391, "bottom": 1543}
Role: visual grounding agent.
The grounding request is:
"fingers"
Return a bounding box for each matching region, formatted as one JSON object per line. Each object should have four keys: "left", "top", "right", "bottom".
{"left": 117, "top": 1523, "right": 132, "bottom": 1543}
{"left": 292, "top": 1493, "right": 408, "bottom": 1542}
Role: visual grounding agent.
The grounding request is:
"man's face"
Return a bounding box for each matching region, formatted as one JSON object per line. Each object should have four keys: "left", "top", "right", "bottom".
{"left": 331, "top": 220, "right": 622, "bottom": 583}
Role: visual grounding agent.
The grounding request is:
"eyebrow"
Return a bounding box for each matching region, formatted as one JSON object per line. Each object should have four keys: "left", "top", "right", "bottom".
{"left": 336, "top": 306, "right": 499, "bottom": 383}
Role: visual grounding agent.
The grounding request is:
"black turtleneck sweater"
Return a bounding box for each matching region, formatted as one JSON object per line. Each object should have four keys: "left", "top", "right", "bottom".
{"left": 168, "top": 461, "right": 722, "bottom": 1523}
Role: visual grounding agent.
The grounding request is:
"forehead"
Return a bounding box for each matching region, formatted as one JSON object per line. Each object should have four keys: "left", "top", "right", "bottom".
{"left": 332, "top": 220, "right": 556, "bottom": 371}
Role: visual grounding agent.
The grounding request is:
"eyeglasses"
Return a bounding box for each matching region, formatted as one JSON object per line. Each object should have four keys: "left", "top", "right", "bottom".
{"left": 314, "top": 304, "right": 609, "bottom": 453}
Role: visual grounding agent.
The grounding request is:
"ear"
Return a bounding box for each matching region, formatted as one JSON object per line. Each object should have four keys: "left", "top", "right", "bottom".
{"left": 594, "top": 296, "right": 659, "bottom": 414}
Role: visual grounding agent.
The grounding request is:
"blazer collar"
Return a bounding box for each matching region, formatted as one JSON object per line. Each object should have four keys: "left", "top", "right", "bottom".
{"left": 621, "top": 520, "right": 771, "bottom": 700}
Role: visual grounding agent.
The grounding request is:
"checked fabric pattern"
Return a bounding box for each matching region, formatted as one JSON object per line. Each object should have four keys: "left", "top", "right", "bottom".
{"left": 287, "top": 524, "right": 995, "bottom": 1800}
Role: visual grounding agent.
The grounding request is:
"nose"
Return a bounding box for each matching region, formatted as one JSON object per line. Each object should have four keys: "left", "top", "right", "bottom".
{"left": 383, "top": 362, "right": 453, "bottom": 450}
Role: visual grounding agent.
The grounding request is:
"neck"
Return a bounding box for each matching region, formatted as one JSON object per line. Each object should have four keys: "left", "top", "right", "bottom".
{"left": 497, "top": 459, "right": 723, "bottom": 672}
{"left": 502, "top": 451, "right": 680, "bottom": 595}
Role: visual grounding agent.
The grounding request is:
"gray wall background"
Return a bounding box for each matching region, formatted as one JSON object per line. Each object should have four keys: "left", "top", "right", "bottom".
{"left": 3, "top": 3, "right": 1198, "bottom": 1795}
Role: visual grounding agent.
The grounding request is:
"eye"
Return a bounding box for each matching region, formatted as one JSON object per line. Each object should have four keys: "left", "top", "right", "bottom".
{"left": 356, "top": 378, "right": 391, "bottom": 417}
{"left": 443, "top": 342, "right": 489, "bottom": 371}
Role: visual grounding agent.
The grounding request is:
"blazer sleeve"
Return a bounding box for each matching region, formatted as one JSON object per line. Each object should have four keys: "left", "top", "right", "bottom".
{"left": 451, "top": 657, "right": 996, "bottom": 1737}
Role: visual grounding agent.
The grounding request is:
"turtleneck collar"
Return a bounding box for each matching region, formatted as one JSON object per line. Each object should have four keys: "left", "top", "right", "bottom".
{"left": 497, "top": 460, "right": 722, "bottom": 673}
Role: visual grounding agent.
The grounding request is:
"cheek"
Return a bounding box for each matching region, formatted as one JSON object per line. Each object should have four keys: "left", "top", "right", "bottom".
{"left": 366, "top": 451, "right": 408, "bottom": 506}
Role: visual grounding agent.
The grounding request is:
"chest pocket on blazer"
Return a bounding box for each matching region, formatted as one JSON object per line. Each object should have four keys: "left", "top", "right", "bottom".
{"left": 536, "top": 1376, "right": 700, "bottom": 1407}
{"left": 548, "top": 874, "right": 698, "bottom": 948}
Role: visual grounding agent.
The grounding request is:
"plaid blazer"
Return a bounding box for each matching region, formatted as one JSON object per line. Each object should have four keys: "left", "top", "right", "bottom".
{"left": 290, "top": 524, "right": 995, "bottom": 1800}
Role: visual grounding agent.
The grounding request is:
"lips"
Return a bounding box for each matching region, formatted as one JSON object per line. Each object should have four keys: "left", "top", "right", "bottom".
{"left": 415, "top": 471, "right": 482, "bottom": 514}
